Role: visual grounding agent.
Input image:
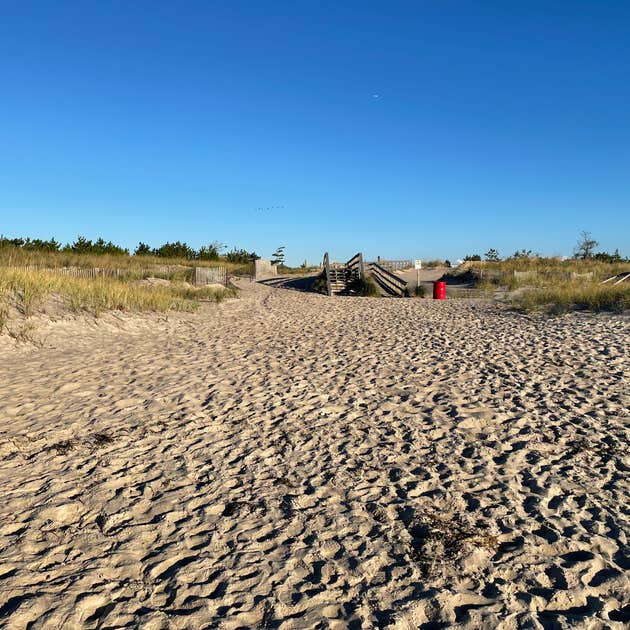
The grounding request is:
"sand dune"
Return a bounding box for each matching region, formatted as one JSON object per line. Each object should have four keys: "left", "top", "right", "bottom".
{"left": 0, "top": 280, "right": 628, "bottom": 628}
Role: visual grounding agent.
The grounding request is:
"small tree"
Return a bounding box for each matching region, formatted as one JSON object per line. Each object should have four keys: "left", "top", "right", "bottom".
{"left": 511, "top": 248, "right": 534, "bottom": 259}
{"left": 198, "top": 242, "right": 225, "bottom": 261}
{"left": 573, "top": 231, "right": 599, "bottom": 259}
{"left": 464, "top": 254, "right": 481, "bottom": 261}
{"left": 593, "top": 248, "right": 624, "bottom": 263}
{"left": 70, "top": 235, "right": 93, "bottom": 254}
{"left": 271, "top": 245, "right": 286, "bottom": 266}
{"left": 134, "top": 242, "right": 152, "bottom": 256}
{"left": 154, "top": 241, "right": 196, "bottom": 259}
{"left": 225, "top": 248, "right": 258, "bottom": 264}
{"left": 484, "top": 248, "right": 501, "bottom": 262}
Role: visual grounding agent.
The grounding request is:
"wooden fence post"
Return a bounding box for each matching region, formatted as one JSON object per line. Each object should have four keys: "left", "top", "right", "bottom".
{"left": 323, "top": 252, "right": 332, "bottom": 296}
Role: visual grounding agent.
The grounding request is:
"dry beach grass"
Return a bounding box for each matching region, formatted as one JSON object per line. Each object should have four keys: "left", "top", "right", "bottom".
{"left": 0, "top": 280, "right": 628, "bottom": 628}
{"left": 0, "top": 269, "right": 236, "bottom": 322}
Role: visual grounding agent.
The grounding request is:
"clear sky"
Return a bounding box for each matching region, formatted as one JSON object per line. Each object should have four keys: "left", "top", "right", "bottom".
{"left": 1, "top": 1, "right": 628, "bottom": 265}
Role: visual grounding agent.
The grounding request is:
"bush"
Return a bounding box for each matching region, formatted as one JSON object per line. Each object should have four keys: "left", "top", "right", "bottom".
{"left": 134, "top": 242, "right": 152, "bottom": 256}
{"left": 64, "top": 235, "right": 128, "bottom": 256}
{"left": 312, "top": 272, "right": 329, "bottom": 295}
{"left": 347, "top": 276, "right": 380, "bottom": 296}
{"left": 424, "top": 259, "right": 447, "bottom": 268}
{"left": 360, "top": 277, "right": 381, "bottom": 296}
{"left": 153, "top": 241, "right": 196, "bottom": 259}
{"left": 225, "top": 248, "right": 258, "bottom": 264}
{"left": 198, "top": 242, "right": 225, "bottom": 261}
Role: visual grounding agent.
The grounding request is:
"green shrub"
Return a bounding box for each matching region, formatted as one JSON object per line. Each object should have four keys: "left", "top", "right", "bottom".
{"left": 312, "top": 272, "right": 329, "bottom": 295}
{"left": 358, "top": 277, "right": 381, "bottom": 296}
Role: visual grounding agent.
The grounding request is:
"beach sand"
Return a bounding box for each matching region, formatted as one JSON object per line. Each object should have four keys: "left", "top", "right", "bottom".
{"left": 0, "top": 280, "right": 628, "bottom": 628}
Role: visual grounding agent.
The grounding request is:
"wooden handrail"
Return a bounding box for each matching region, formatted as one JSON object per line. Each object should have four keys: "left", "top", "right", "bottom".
{"left": 376, "top": 259, "right": 413, "bottom": 271}
{"left": 320, "top": 251, "right": 408, "bottom": 296}
{"left": 369, "top": 262, "right": 408, "bottom": 297}
{"left": 346, "top": 252, "right": 364, "bottom": 281}
{"left": 346, "top": 252, "right": 362, "bottom": 268}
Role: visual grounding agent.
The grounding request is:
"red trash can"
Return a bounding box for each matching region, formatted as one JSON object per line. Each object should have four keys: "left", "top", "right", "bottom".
{"left": 433, "top": 281, "right": 446, "bottom": 300}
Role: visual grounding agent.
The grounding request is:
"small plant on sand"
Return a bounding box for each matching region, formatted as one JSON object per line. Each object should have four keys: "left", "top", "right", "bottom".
{"left": 47, "top": 431, "right": 115, "bottom": 456}
{"left": 311, "top": 271, "right": 329, "bottom": 295}
{"left": 415, "top": 284, "right": 426, "bottom": 298}
{"left": 48, "top": 439, "right": 79, "bottom": 455}
{"left": 359, "top": 277, "right": 381, "bottom": 296}
{"left": 90, "top": 432, "right": 115, "bottom": 449}
{"left": 7, "top": 321, "right": 42, "bottom": 346}
{"left": 347, "top": 276, "right": 380, "bottom": 296}
{"left": 172, "top": 285, "right": 238, "bottom": 302}
{"left": 405, "top": 512, "right": 498, "bottom": 576}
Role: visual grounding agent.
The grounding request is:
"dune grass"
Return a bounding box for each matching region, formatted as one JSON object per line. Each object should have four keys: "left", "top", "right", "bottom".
{"left": 449, "top": 258, "right": 630, "bottom": 312}
{"left": 0, "top": 269, "right": 237, "bottom": 318}
{"left": 357, "top": 277, "right": 381, "bottom": 296}
{"left": 512, "top": 283, "right": 629, "bottom": 313}
{"left": 0, "top": 245, "right": 251, "bottom": 277}
{"left": 463, "top": 257, "right": 628, "bottom": 286}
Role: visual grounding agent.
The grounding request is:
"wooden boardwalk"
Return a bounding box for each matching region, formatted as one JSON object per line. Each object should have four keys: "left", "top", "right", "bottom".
{"left": 322, "top": 252, "right": 409, "bottom": 297}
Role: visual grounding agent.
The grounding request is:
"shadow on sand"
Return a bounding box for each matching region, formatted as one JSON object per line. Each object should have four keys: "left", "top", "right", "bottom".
{"left": 258, "top": 275, "right": 318, "bottom": 293}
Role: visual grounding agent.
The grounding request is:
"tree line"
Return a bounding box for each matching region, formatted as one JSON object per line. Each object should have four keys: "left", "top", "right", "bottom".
{"left": 0, "top": 234, "right": 260, "bottom": 264}
{"left": 463, "top": 232, "right": 626, "bottom": 263}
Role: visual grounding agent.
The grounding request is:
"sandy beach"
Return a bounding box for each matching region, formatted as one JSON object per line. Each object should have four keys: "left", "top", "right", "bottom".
{"left": 0, "top": 280, "right": 628, "bottom": 628}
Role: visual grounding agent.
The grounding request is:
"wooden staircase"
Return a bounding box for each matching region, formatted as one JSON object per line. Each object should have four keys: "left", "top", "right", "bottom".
{"left": 328, "top": 267, "right": 348, "bottom": 295}
{"left": 322, "top": 251, "right": 409, "bottom": 297}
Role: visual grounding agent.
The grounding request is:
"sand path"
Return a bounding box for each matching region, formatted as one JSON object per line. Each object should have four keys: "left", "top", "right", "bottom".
{"left": 0, "top": 281, "right": 628, "bottom": 628}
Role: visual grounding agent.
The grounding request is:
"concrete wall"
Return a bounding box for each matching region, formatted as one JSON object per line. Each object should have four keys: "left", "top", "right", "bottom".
{"left": 255, "top": 258, "right": 278, "bottom": 280}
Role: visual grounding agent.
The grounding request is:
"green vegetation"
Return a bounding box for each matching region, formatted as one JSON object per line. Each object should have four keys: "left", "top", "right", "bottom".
{"left": 0, "top": 245, "right": 253, "bottom": 278}
{"left": 0, "top": 269, "right": 236, "bottom": 319}
{"left": 278, "top": 264, "right": 321, "bottom": 275}
{"left": 453, "top": 256, "right": 629, "bottom": 313}
{"left": 423, "top": 259, "right": 450, "bottom": 268}
{"left": 312, "top": 271, "right": 329, "bottom": 295}
{"left": 464, "top": 257, "right": 628, "bottom": 286}
{"left": 270, "top": 245, "right": 286, "bottom": 266}
{"left": 484, "top": 248, "right": 501, "bottom": 262}
{"left": 415, "top": 284, "right": 427, "bottom": 298}
{"left": 0, "top": 233, "right": 258, "bottom": 271}
{"left": 452, "top": 233, "right": 628, "bottom": 313}
{"left": 225, "top": 248, "right": 259, "bottom": 264}
{"left": 347, "top": 276, "right": 381, "bottom": 296}
{"left": 512, "top": 283, "right": 629, "bottom": 314}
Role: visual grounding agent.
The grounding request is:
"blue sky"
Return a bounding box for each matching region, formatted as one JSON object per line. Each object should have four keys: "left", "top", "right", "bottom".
{"left": 1, "top": 1, "right": 628, "bottom": 265}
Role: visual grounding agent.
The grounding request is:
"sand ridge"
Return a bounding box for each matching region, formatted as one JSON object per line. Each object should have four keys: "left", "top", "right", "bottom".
{"left": 0, "top": 280, "right": 628, "bottom": 628}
